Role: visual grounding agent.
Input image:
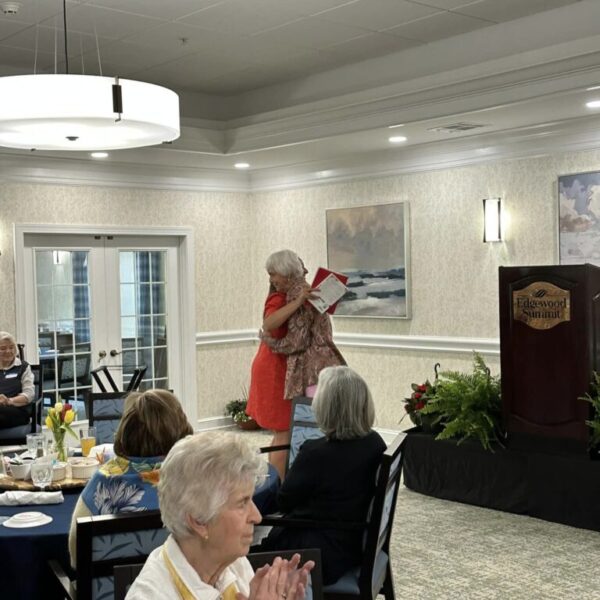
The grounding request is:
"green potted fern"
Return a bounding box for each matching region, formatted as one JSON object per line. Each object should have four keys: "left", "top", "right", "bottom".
{"left": 578, "top": 371, "right": 600, "bottom": 458}
{"left": 224, "top": 387, "right": 260, "bottom": 430}
{"left": 421, "top": 353, "right": 503, "bottom": 451}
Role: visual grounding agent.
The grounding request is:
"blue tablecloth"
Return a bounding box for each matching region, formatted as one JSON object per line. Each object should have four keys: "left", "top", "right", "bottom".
{"left": 0, "top": 464, "right": 279, "bottom": 600}
{"left": 0, "top": 492, "right": 79, "bottom": 600}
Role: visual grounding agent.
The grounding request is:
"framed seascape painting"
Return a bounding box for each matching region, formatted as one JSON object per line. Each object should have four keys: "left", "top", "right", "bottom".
{"left": 326, "top": 202, "right": 410, "bottom": 318}
{"left": 559, "top": 171, "right": 600, "bottom": 265}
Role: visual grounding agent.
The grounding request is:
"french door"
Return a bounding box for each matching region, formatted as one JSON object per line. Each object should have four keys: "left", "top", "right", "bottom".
{"left": 16, "top": 228, "right": 196, "bottom": 423}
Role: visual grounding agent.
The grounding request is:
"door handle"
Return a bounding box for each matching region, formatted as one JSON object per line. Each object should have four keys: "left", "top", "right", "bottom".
{"left": 98, "top": 350, "right": 106, "bottom": 359}
{"left": 110, "top": 349, "right": 121, "bottom": 357}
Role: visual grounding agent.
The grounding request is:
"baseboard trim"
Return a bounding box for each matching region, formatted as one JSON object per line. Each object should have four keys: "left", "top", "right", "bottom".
{"left": 196, "top": 329, "right": 500, "bottom": 355}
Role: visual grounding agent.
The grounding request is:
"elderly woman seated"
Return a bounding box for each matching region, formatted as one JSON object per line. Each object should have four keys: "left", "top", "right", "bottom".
{"left": 0, "top": 331, "right": 35, "bottom": 430}
{"left": 258, "top": 366, "right": 386, "bottom": 585}
{"left": 127, "top": 431, "right": 314, "bottom": 600}
{"left": 69, "top": 389, "right": 193, "bottom": 566}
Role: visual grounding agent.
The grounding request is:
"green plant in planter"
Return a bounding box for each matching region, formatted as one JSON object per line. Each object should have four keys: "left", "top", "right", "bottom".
{"left": 421, "top": 353, "right": 502, "bottom": 451}
{"left": 578, "top": 371, "right": 600, "bottom": 449}
{"left": 224, "top": 399, "right": 252, "bottom": 423}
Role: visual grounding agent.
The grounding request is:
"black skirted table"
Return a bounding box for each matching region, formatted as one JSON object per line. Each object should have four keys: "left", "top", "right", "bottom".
{"left": 403, "top": 430, "right": 600, "bottom": 532}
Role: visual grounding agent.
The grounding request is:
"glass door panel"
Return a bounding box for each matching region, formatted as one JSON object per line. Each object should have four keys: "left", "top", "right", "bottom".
{"left": 119, "top": 250, "right": 169, "bottom": 391}
{"left": 35, "top": 250, "right": 93, "bottom": 412}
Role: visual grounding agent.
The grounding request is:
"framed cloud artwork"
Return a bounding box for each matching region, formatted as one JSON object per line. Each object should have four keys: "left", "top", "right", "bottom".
{"left": 559, "top": 171, "right": 600, "bottom": 265}
{"left": 326, "top": 202, "right": 410, "bottom": 318}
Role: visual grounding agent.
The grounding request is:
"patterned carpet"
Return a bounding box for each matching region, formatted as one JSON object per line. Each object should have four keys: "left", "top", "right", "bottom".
{"left": 238, "top": 428, "right": 600, "bottom": 599}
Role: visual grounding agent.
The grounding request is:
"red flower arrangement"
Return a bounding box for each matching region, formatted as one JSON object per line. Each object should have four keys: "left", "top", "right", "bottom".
{"left": 402, "top": 380, "right": 436, "bottom": 426}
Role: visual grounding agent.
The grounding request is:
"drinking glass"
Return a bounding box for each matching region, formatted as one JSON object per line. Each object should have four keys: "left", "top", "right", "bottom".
{"left": 30, "top": 458, "right": 53, "bottom": 490}
{"left": 26, "top": 433, "right": 46, "bottom": 458}
{"left": 80, "top": 427, "right": 97, "bottom": 457}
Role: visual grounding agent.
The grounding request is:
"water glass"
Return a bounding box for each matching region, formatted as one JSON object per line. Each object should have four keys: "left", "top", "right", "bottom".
{"left": 80, "top": 427, "right": 97, "bottom": 457}
{"left": 26, "top": 433, "right": 46, "bottom": 458}
{"left": 30, "top": 458, "right": 53, "bottom": 490}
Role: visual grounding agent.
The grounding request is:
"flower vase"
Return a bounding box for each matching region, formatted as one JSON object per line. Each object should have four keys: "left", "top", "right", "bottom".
{"left": 53, "top": 431, "right": 67, "bottom": 462}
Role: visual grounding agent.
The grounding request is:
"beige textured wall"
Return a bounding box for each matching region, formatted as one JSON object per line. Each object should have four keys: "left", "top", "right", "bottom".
{"left": 0, "top": 183, "right": 255, "bottom": 420}
{"left": 3, "top": 147, "right": 600, "bottom": 428}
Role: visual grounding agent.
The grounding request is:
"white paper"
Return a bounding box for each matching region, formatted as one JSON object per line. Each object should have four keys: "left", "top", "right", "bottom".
{"left": 308, "top": 273, "right": 347, "bottom": 314}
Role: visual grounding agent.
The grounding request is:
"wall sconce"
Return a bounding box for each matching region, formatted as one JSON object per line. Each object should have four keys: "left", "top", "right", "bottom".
{"left": 483, "top": 197, "right": 502, "bottom": 242}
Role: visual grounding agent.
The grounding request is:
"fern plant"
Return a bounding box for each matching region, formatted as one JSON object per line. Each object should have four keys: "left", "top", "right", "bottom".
{"left": 578, "top": 371, "right": 600, "bottom": 449}
{"left": 421, "top": 353, "right": 502, "bottom": 451}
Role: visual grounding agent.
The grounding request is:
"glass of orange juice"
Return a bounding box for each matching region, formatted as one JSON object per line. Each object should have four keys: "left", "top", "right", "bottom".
{"left": 80, "top": 427, "right": 97, "bottom": 457}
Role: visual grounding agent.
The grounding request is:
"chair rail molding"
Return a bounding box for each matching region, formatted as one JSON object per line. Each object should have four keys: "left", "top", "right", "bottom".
{"left": 195, "top": 329, "right": 499, "bottom": 356}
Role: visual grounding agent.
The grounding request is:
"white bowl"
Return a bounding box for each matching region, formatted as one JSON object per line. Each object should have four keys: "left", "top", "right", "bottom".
{"left": 52, "top": 461, "right": 67, "bottom": 481}
{"left": 10, "top": 462, "right": 31, "bottom": 480}
{"left": 69, "top": 457, "right": 99, "bottom": 479}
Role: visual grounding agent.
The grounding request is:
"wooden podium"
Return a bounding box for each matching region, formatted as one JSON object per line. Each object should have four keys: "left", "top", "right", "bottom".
{"left": 499, "top": 264, "right": 600, "bottom": 451}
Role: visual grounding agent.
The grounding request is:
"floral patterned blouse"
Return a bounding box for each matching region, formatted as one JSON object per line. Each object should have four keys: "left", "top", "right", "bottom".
{"left": 80, "top": 455, "right": 163, "bottom": 515}
{"left": 261, "top": 279, "right": 346, "bottom": 399}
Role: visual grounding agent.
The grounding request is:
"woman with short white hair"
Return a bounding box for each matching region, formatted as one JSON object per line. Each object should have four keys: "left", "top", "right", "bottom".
{"left": 127, "top": 431, "right": 314, "bottom": 600}
{"left": 258, "top": 366, "right": 385, "bottom": 585}
{"left": 0, "top": 331, "right": 35, "bottom": 430}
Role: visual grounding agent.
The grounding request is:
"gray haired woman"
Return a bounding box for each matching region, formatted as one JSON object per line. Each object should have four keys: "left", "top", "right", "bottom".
{"left": 0, "top": 331, "right": 35, "bottom": 429}
{"left": 258, "top": 366, "right": 385, "bottom": 585}
{"left": 127, "top": 431, "right": 314, "bottom": 600}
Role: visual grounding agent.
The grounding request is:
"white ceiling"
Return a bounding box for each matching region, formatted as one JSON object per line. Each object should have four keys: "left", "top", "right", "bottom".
{"left": 1, "top": 0, "right": 600, "bottom": 191}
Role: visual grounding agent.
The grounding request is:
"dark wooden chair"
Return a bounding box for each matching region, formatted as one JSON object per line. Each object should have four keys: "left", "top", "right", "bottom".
{"left": 87, "top": 391, "right": 130, "bottom": 444}
{"left": 114, "top": 563, "right": 145, "bottom": 600}
{"left": 0, "top": 363, "right": 44, "bottom": 445}
{"left": 261, "top": 432, "right": 406, "bottom": 600}
{"left": 248, "top": 548, "right": 324, "bottom": 600}
{"left": 49, "top": 510, "right": 166, "bottom": 600}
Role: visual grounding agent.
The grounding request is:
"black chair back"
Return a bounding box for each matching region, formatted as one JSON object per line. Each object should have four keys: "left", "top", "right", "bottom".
{"left": 50, "top": 510, "right": 166, "bottom": 600}
{"left": 87, "top": 391, "right": 129, "bottom": 444}
{"left": 114, "top": 563, "right": 145, "bottom": 600}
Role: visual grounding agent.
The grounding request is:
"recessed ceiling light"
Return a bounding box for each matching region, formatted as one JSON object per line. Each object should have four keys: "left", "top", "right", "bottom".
{"left": 587, "top": 85, "right": 600, "bottom": 91}
{"left": 586, "top": 100, "right": 600, "bottom": 109}
{"left": 234, "top": 162, "right": 250, "bottom": 169}
{"left": 389, "top": 136, "right": 407, "bottom": 143}
{"left": 90, "top": 152, "right": 108, "bottom": 158}
{"left": 388, "top": 123, "right": 405, "bottom": 129}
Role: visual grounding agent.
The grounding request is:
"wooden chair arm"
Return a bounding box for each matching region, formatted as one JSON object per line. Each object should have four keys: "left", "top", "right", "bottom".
{"left": 259, "top": 444, "right": 290, "bottom": 454}
{"left": 48, "top": 559, "right": 76, "bottom": 600}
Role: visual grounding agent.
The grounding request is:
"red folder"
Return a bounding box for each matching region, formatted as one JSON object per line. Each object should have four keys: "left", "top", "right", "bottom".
{"left": 311, "top": 267, "right": 349, "bottom": 314}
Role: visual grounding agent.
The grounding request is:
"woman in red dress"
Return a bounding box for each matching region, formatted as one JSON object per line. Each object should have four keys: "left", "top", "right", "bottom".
{"left": 247, "top": 250, "right": 312, "bottom": 480}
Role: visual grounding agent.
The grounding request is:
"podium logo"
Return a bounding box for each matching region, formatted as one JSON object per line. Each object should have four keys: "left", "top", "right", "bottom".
{"left": 513, "top": 282, "right": 570, "bottom": 330}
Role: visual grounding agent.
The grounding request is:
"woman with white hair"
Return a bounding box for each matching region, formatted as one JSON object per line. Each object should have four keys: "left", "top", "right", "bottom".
{"left": 247, "top": 249, "right": 345, "bottom": 480}
{"left": 247, "top": 249, "right": 314, "bottom": 479}
{"left": 0, "top": 331, "right": 35, "bottom": 429}
{"left": 258, "top": 366, "right": 385, "bottom": 585}
{"left": 126, "top": 431, "right": 314, "bottom": 600}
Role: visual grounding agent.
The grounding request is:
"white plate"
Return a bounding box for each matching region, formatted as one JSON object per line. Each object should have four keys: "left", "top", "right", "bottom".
{"left": 3, "top": 512, "right": 53, "bottom": 528}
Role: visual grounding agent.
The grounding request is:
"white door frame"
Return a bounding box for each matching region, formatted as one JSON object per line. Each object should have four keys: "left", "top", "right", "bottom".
{"left": 14, "top": 224, "right": 198, "bottom": 425}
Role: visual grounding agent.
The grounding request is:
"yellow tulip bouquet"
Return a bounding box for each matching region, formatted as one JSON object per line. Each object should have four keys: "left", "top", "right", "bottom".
{"left": 45, "top": 402, "right": 77, "bottom": 462}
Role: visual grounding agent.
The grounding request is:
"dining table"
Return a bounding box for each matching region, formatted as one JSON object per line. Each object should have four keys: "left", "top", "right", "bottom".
{"left": 0, "top": 462, "right": 280, "bottom": 600}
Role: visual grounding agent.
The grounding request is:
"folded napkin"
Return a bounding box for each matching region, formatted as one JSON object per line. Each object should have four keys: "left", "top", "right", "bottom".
{"left": 0, "top": 491, "right": 64, "bottom": 506}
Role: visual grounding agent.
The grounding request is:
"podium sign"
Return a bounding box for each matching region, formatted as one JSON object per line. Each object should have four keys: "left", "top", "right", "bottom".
{"left": 499, "top": 264, "right": 600, "bottom": 449}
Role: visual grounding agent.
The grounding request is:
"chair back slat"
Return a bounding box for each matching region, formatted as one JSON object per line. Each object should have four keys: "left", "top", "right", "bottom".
{"left": 357, "top": 432, "right": 406, "bottom": 598}
{"left": 87, "top": 392, "right": 129, "bottom": 444}
{"left": 76, "top": 510, "right": 165, "bottom": 600}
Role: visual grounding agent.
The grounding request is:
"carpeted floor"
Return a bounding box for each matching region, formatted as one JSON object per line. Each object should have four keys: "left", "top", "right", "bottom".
{"left": 236, "top": 427, "right": 600, "bottom": 600}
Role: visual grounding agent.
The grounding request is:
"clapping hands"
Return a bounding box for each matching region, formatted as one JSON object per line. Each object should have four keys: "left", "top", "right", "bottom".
{"left": 239, "top": 554, "right": 315, "bottom": 600}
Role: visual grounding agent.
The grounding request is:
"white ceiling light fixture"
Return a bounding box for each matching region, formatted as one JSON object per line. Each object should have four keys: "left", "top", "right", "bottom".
{"left": 234, "top": 162, "right": 250, "bottom": 169}
{"left": 90, "top": 152, "right": 109, "bottom": 159}
{"left": 0, "top": 2, "right": 179, "bottom": 152}
{"left": 389, "top": 135, "right": 407, "bottom": 143}
{"left": 586, "top": 100, "right": 600, "bottom": 109}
